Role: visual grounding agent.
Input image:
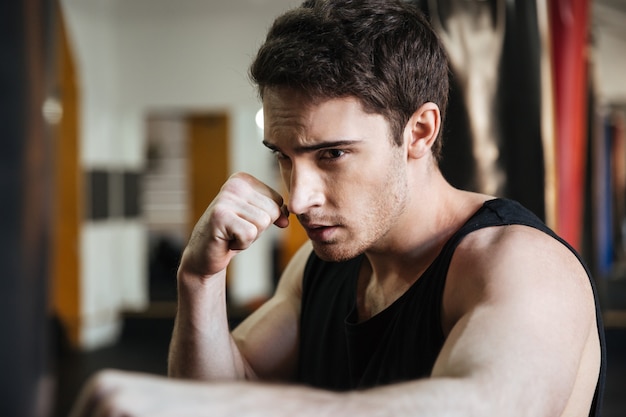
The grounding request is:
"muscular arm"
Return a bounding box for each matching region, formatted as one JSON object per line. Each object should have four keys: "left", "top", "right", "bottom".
{"left": 167, "top": 241, "right": 308, "bottom": 381}
{"left": 167, "top": 267, "right": 247, "bottom": 380}
{"left": 74, "top": 226, "right": 600, "bottom": 417}
{"left": 423, "top": 225, "right": 600, "bottom": 416}
{"left": 167, "top": 172, "right": 294, "bottom": 381}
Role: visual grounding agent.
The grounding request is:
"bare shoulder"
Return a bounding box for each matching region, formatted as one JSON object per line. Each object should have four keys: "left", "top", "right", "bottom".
{"left": 443, "top": 224, "right": 595, "bottom": 335}
{"left": 451, "top": 223, "right": 590, "bottom": 290}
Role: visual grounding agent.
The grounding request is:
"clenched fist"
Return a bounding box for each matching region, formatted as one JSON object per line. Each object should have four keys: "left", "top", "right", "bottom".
{"left": 180, "top": 172, "right": 290, "bottom": 279}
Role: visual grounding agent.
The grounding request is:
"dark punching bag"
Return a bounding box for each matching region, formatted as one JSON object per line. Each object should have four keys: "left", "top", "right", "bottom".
{"left": 411, "top": 0, "right": 547, "bottom": 222}
{"left": 0, "top": 0, "right": 55, "bottom": 416}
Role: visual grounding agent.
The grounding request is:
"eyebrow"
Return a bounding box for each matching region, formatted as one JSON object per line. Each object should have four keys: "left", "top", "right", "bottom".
{"left": 262, "top": 139, "right": 362, "bottom": 153}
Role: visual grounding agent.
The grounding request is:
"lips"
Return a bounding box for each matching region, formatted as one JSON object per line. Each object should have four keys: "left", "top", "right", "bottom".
{"left": 300, "top": 223, "right": 337, "bottom": 242}
{"left": 298, "top": 216, "right": 334, "bottom": 240}
{"left": 298, "top": 215, "right": 342, "bottom": 241}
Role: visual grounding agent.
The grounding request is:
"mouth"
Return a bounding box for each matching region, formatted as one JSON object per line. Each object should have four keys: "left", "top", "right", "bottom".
{"left": 299, "top": 221, "right": 338, "bottom": 242}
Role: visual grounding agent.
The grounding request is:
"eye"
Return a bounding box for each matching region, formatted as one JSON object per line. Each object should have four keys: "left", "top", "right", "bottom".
{"left": 320, "top": 149, "right": 346, "bottom": 160}
{"left": 270, "top": 149, "right": 289, "bottom": 161}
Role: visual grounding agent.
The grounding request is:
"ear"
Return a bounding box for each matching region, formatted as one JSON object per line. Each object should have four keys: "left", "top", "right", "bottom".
{"left": 404, "top": 102, "right": 441, "bottom": 160}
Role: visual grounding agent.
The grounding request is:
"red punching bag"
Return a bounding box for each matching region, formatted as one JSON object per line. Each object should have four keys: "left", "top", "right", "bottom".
{"left": 549, "top": 0, "right": 590, "bottom": 250}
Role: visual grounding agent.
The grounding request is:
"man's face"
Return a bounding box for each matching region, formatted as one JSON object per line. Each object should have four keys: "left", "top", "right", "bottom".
{"left": 262, "top": 88, "right": 410, "bottom": 262}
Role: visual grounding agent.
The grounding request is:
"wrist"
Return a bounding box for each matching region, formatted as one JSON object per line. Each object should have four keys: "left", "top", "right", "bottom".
{"left": 175, "top": 263, "right": 228, "bottom": 326}
{"left": 177, "top": 265, "right": 226, "bottom": 297}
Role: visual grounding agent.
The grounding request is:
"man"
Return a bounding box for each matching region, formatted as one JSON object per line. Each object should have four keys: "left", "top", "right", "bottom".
{"left": 70, "top": 0, "right": 605, "bottom": 416}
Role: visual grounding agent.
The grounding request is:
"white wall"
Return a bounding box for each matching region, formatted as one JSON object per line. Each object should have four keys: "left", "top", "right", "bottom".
{"left": 60, "top": 0, "right": 299, "bottom": 349}
{"left": 593, "top": 2, "right": 626, "bottom": 104}
{"left": 61, "top": 0, "right": 145, "bottom": 349}
{"left": 594, "top": 31, "right": 626, "bottom": 104}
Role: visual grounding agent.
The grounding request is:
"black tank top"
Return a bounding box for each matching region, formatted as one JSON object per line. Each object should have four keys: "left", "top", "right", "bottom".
{"left": 297, "top": 198, "right": 606, "bottom": 416}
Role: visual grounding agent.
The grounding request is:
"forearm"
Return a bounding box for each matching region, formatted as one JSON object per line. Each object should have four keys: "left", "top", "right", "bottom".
{"left": 349, "top": 377, "right": 491, "bottom": 417}
{"left": 166, "top": 173, "right": 291, "bottom": 381}
{"left": 74, "top": 371, "right": 489, "bottom": 417}
{"left": 199, "top": 376, "right": 491, "bottom": 417}
{"left": 278, "top": 377, "right": 496, "bottom": 417}
{"left": 71, "top": 367, "right": 554, "bottom": 417}
{"left": 167, "top": 267, "right": 247, "bottom": 381}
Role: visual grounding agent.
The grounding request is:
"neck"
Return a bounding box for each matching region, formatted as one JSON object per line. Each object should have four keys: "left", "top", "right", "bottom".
{"left": 356, "top": 171, "right": 489, "bottom": 320}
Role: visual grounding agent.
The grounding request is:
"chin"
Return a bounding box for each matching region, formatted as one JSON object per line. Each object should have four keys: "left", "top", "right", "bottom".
{"left": 311, "top": 241, "right": 364, "bottom": 263}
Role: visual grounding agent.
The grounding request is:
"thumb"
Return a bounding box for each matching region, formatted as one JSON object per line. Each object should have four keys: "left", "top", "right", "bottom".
{"left": 273, "top": 205, "right": 290, "bottom": 229}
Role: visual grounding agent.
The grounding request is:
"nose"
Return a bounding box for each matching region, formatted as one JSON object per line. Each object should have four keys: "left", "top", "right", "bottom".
{"left": 285, "top": 163, "right": 324, "bottom": 215}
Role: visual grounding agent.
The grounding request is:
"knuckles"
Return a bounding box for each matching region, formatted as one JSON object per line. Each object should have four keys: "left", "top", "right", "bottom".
{"left": 73, "top": 369, "right": 129, "bottom": 417}
{"left": 87, "top": 369, "right": 126, "bottom": 394}
{"left": 188, "top": 172, "right": 283, "bottom": 268}
{"left": 223, "top": 172, "right": 256, "bottom": 193}
{"left": 232, "top": 222, "right": 260, "bottom": 247}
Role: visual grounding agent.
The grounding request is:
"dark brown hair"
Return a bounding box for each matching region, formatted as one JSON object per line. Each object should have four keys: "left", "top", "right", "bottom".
{"left": 249, "top": 0, "right": 449, "bottom": 159}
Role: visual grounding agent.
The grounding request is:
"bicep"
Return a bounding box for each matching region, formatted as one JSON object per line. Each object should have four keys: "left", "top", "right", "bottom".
{"left": 433, "top": 228, "right": 597, "bottom": 415}
{"left": 231, "top": 241, "right": 312, "bottom": 382}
